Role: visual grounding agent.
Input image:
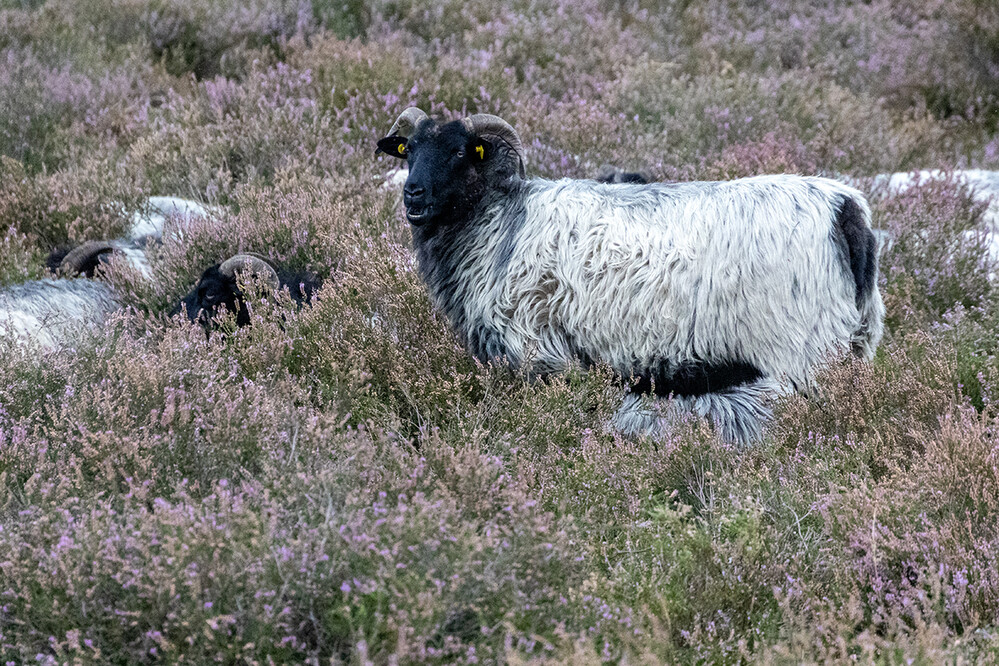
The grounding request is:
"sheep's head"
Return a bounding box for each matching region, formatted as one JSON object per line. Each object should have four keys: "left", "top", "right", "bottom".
{"left": 172, "top": 253, "right": 279, "bottom": 329}
{"left": 47, "top": 241, "right": 118, "bottom": 277}
{"left": 377, "top": 108, "right": 526, "bottom": 227}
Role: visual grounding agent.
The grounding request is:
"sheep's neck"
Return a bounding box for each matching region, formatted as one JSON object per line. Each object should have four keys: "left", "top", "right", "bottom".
{"left": 410, "top": 185, "right": 524, "bottom": 363}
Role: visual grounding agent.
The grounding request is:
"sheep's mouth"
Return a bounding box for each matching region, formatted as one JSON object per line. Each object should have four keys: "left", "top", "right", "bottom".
{"left": 406, "top": 205, "right": 432, "bottom": 225}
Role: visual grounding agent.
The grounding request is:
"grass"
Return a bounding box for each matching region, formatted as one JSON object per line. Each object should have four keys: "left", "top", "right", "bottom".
{"left": 2, "top": 0, "right": 999, "bottom": 662}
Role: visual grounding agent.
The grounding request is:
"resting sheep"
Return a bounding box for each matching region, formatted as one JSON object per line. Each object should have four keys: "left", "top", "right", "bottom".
{"left": 172, "top": 253, "right": 321, "bottom": 330}
{"left": 377, "top": 107, "right": 886, "bottom": 443}
{"left": 1, "top": 240, "right": 153, "bottom": 349}
{"left": 842, "top": 169, "right": 999, "bottom": 265}
{"left": 47, "top": 239, "right": 154, "bottom": 281}
{"left": 0, "top": 279, "right": 119, "bottom": 350}
{"left": 1, "top": 194, "right": 215, "bottom": 349}
{"left": 46, "top": 196, "right": 218, "bottom": 281}
{"left": 126, "top": 195, "right": 218, "bottom": 243}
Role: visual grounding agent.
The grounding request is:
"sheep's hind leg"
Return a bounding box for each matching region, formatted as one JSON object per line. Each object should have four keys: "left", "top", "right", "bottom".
{"left": 680, "top": 380, "right": 784, "bottom": 445}
{"left": 612, "top": 380, "right": 784, "bottom": 446}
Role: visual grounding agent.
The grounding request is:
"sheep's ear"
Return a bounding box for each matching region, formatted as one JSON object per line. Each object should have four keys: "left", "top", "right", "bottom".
{"left": 472, "top": 138, "right": 493, "bottom": 162}
{"left": 376, "top": 136, "right": 409, "bottom": 159}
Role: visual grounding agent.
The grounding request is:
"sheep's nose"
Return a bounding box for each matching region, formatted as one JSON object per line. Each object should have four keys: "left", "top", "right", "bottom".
{"left": 404, "top": 184, "right": 426, "bottom": 206}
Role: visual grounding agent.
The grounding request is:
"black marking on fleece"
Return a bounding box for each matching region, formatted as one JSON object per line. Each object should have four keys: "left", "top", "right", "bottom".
{"left": 410, "top": 214, "right": 479, "bottom": 340}
{"left": 629, "top": 358, "right": 764, "bottom": 398}
{"left": 835, "top": 196, "right": 877, "bottom": 307}
{"left": 492, "top": 192, "right": 528, "bottom": 282}
{"left": 467, "top": 321, "right": 508, "bottom": 362}
{"left": 595, "top": 168, "right": 649, "bottom": 185}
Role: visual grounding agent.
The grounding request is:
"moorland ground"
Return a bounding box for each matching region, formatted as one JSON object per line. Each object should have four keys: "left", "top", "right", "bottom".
{"left": 2, "top": 0, "right": 999, "bottom": 662}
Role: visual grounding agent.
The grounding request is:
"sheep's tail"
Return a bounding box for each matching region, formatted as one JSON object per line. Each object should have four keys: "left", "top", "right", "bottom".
{"left": 836, "top": 194, "right": 886, "bottom": 360}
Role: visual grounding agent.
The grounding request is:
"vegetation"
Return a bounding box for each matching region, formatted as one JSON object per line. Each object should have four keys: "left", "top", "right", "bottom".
{"left": 2, "top": 0, "right": 999, "bottom": 662}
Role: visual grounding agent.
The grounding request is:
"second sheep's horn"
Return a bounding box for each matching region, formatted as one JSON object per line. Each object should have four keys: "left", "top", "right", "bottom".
{"left": 385, "top": 107, "right": 430, "bottom": 140}
{"left": 219, "top": 254, "right": 280, "bottom": 292}
{"left": 57, "top": 241, "right": 118, "bottom": 277}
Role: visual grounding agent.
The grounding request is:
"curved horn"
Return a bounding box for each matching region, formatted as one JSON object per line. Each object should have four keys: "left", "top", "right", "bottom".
{"left": 58, "top": 240, "right": 117, "bottom": 276}
{"left": 218, "top": 254, "right": 280, "bottom": 291}
{"left": 462, "top": 114, "right": 527, "bottom": 179}
{"left": 386, "top": 107, "right": 429, "bottom": 139}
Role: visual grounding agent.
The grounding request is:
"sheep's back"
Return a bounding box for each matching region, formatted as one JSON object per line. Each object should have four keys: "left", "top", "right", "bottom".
{"left": 495, "top": 175, "right": 868, "bottom": 386}
{"left": 0, "top": 279, "right": 119, "bottom": 349}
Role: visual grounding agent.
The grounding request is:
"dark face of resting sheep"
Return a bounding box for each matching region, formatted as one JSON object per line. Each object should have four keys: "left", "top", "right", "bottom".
{"left": 174, "top": 263, "right": 253, "bottom": 328}
{"left": 172, "top": 254, "right": 320, "bottom": 330}
{"left": 377, "top": 108, "right": 527, "bottom": 228}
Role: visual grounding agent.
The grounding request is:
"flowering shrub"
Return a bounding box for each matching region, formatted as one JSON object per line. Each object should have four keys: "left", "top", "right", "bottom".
{"left": 0, "top": 226, "right": 39, "bottom": 287}
{"left": 2, "top": 0, "right": 999, "bottom": 662}
{"left": 875, "top": 177, "right": 996, "bottom": 330}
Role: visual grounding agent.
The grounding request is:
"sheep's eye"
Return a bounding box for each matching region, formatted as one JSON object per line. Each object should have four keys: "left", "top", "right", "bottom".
{"left": 455, "top": 148, "right": 465, "bottom": 158}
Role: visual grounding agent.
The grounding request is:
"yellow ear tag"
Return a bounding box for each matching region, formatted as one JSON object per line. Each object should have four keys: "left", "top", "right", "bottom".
{"left": 475, "top": 145, "right": 485, "bottom": 160}
{"left": 398, "top": 143, "right": 406, "bottom": 155}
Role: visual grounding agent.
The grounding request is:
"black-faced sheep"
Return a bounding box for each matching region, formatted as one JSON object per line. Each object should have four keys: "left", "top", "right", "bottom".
{"left": 172, "top": 253, "right": 321, "bottom": 329}
{"left": 0, "top": 240, "right": 141, "bottom": 349}
{"left": 46, "top": 196, "right": 218, "bottom": 280}
{"left": 2, "top": 198, "right": 221, "bottom": 349}
{"left": 377, "top": 107, "right": 885, "bottom": 443}
{"left": 46, "top": 239, "right": 153, "bottom": 280}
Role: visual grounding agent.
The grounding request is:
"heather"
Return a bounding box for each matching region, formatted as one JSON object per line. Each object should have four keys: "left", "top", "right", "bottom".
{"left": 2, "top": 1, "right": 999, "bottom": 663}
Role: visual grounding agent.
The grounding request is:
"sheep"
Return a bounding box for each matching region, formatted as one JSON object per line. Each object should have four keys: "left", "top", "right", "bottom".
{"left": 841, "top": 169, "right": 999, "bottom": 264}
{"left": 864, "top": 169, "right": 999, "bottom": 203}
{"left": 46, "top": 239, "right": 154, "bottom": 281}
{"left": 376, "top": 107, "right": 886, "bottom": 443}
{"left": 126, "top": 195, "right": 218, "bottom": 243}
{"left": 0, "top": 238, "right": 144, "bottom": 349}
{"left": 1, "top": 198, "right": 219, "bottom": 349}
{"left": 172, "top": 253, "right": 321, "bottom": 329}
{"left": 0, "top": 278, "right": 119, "bottom": 349}
{"left": 4, "top": 238, "right": 145, "bottom": 349}
{"left": 594, "top": 165, "right": 650, "bottom": 184}
{"left": 46, "top": 196, "right": 218, "bottom": 281}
